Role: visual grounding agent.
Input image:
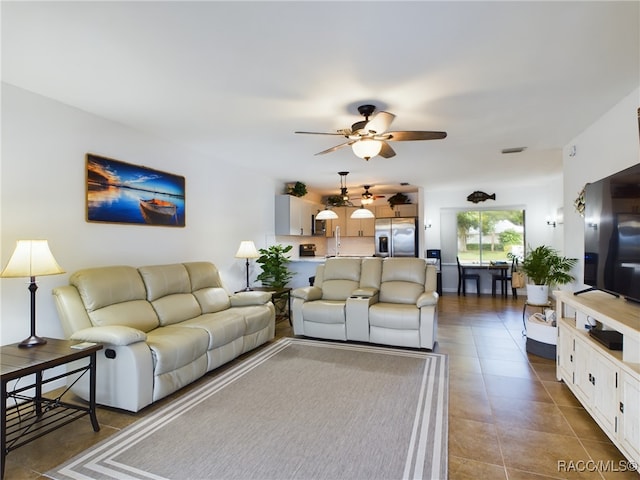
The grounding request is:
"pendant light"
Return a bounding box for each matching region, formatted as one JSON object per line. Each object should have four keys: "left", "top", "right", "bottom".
{"left": 350, "top": 205, "right": 374, "bottom": 219}
{"left": 316, "top": 208, "right": 338, "bottom": 220}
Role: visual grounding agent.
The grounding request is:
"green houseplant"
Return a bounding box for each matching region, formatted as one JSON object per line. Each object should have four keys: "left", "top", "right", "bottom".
{"left": 287, "top": 181, "right": 307, "bottom": 197}
{"left": 521, "top": 245, "right": 577, "bottom": 304}
{"left": 256, "top": 244, "right": 294, "bottom": 289}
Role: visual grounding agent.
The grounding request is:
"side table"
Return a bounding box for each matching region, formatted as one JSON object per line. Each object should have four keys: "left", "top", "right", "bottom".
{"left": 1, "top": 338, "right": 103, "bottom": 479}
{"left": 250, "top": 287, "right": 292, "bottom": 325}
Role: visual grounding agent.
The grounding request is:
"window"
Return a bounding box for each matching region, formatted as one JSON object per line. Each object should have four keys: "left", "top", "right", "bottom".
{"left": 456, "top": 209, "right": 525, "bottom": 264}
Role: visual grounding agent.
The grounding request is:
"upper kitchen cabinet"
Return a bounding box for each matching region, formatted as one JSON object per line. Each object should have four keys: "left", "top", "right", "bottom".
{"left": 375, "top": 204, "right": 417, "bottom": 218}
{"left": 345, "top": 207, "right": 375, "bottom": 237}
{"left": 324, "top": 206, "right": 374, "bottom": 237}
{"left": 275, "top": 195, "right": 319, "bottom": 236}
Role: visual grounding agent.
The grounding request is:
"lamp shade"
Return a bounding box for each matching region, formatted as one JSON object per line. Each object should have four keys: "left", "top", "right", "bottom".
{"left": 1, "top": 240, "right": 65, "bottom": 278}
{"left": 316, "top": 208, "right": 338, "bottom": 220}
{"left": 234, "top": 241, "right": 259, "bottom": 259}
{"left": 352, "top": 139, "right": 382, "bottom": 160}
{"left": 350, "top": 206, "right": 375, "bottom": 219}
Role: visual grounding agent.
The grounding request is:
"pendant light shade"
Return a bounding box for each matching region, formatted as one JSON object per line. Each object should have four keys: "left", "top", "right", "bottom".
{"left": 352, "top": 139, "right": 382, "bottom": 160}
{"left": 350, "top": 206, "right": 375, "bottom": 219}
{"left": 316, "top": 208, "right": 338, "bottom": 220}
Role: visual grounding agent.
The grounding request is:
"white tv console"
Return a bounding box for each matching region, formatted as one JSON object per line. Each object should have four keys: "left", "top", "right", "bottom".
{"left": 555, "top": 289, "right": 640, "bottom": 466}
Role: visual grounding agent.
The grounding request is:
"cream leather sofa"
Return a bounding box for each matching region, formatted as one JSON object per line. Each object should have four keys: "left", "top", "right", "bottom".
{"left": 53, "top": 261, "right": 275, "bottom": 412}
{"left": 291, "top": 257, "right": 439, "bottom": 349}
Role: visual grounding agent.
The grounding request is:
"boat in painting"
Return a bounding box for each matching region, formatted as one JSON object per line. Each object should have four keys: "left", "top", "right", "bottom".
{"left": 139, "top": 198, "right": 178, "bottom": 225}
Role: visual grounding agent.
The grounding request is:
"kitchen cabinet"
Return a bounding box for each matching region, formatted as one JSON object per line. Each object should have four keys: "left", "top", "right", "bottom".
{"left": 345, "top": 207, "right": 375, "bottom": 237}
{"left": 325, "top": 207, "right": 347, "bottom": 238}
{"left": 555, "top": 290, "right": 640, "bottom": 466}
{"left": 325, "top": 207, "right": 374, "bottom": 237}
{"left": 375, "top": 204, "right": 417, "bottom": 218}
{"left": 275, "top": 195, "right": 319, "bottom": 236}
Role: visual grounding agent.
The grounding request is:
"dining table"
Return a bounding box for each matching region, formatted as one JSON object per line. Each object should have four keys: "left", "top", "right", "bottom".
{"left": 459, "top": 262, "right": 512, "bottom": 297}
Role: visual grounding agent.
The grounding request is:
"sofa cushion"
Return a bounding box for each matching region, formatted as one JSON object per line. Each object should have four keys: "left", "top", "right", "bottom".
{"left": 379, "top": 259, "right": 427, "bottom": 304}
{"left": 194, "top": 287, "right": 232, "bottom": 313}
{"left": 146, "top": 326, "right": 209, "bottom": 375}
{"left": 71, "top": 266, "right": 147, "bottom": 311}
{"left": 87, "top": 300, "right": 159, "bottom": 332}
{"left": 302, "top": 300, "right": 346, "bottom": 324}
{"left": 177, "top": 311, "right": 245, "bottom": 349}
{"left": 152, "top": 293, "right": 202, "bottom": 326}
{"left": 369, "top": 303, "right": 420, "bottom": 329}
{"left": 139, "top": 264, "right": 191, "bottom": 301}
{"left": 321, "top": 258, "right": 362, "bottom": 301}
{"left": 184, "top": 261, "right": 224, "bottom": 290}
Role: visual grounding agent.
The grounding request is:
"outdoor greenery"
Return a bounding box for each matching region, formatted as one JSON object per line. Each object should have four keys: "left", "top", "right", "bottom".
{"left": 256, "top": 244, "right": 294, "bottom": 288}
{"left": 520, "top": 245, "right": 577, "bottom": 286}
{"left": 457, "top": 210, "right": 524, "bottom": 263}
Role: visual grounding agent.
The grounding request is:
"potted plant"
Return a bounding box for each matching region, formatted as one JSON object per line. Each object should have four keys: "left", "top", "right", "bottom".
{"left": 521, "top": 245, "right": 577, "bottom": 304}
{"left": 256, "top": 244, "right": 294, "bottom": 289}
{"left": 287, "top": 181, "right": 307, "bottom": 197}
{"left": 387, "top": 192, "right": 410, "bottom": 209}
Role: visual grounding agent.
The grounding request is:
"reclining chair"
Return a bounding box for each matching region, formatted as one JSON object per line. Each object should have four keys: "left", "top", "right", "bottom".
{"left": 292, "top": 257, "right": 383, "bottom": 341}
{"left": 368, "top": 258, "right": 439, "bottom": 349}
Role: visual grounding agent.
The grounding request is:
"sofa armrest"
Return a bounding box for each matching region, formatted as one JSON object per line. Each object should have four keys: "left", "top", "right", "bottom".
{"left": 230, "top": 291, "right": 272, "bottom": 306}
{"left": 351, "top": 287, "right": 378, "bottom": 298}
{"left": 70, "top": 325, "right": 147, "bottom": 346}
{"left": 292, "top": 286, "right": 322, "bottom": 301}
{"left": 417, "top": 291, "right": 439, "bottom": 308}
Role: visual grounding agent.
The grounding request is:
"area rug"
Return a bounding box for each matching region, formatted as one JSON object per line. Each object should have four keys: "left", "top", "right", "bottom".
{"left": 47, "top": 337, "right": 448, "bottom": 480}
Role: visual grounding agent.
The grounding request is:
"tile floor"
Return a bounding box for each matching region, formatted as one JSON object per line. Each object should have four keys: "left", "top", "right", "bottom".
{"left": 3, "top": 294, "right": 638, "bottom": 479}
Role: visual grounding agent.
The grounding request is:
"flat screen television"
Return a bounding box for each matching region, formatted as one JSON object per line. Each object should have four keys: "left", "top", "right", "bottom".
{"left": 583, "top": 162, "right": 640, "bottom": 303}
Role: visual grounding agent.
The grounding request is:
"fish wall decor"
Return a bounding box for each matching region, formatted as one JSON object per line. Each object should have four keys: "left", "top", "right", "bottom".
{"left": 467, "top": 191, "right": 496, "bottom": 203}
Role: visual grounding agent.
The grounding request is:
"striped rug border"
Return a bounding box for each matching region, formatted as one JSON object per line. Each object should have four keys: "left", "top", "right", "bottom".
{"left": 48, "top": 338, "right": 448, "bottom": 480}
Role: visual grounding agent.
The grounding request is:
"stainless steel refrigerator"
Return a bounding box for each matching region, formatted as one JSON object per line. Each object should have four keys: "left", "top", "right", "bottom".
{"left": 374, "top": 217, "right": 418, "bottom": 257}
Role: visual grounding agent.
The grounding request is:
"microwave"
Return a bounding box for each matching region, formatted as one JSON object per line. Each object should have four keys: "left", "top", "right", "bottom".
{"left": 312, "top": 215, "right": 326, "bottom": 236}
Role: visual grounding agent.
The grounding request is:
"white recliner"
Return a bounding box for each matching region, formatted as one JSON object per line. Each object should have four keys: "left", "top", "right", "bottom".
{"left": 368, "top": 258, "right": 438, "bottom": 349}
{"left": 291, "top": 257, "right": 363, "bottom": 340}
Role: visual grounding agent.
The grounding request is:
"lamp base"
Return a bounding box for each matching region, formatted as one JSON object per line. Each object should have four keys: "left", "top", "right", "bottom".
{"left": 19, "top": 335, "right": 47, "bottom": 348}
{"left": 241, "top": 287, "right": 254, "bottom": 292}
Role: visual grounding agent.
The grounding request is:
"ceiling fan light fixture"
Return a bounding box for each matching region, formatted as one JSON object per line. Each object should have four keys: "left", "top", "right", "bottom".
{"left": 361, "top": 185, "right": 374, "bottom": 205}
{"left": 316, "top": 208, "right": 338, "bottom": 220}
{"left": 350, "top": 206, "right": 375, "bottom": 219}
{"left": 352, "top": 139, "right": 382, "bottom": 160}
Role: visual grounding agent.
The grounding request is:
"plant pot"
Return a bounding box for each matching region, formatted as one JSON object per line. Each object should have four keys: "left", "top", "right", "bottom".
{"left": 526, "top": 284, "right": 549, "bottom": 305}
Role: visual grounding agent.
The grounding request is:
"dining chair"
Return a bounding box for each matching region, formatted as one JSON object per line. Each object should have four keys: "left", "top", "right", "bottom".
{"left": 491, "top": 258, "right": 518, "bottom": 299}
{"left": 457, "top": 256, "right": 480, "bottom": 296}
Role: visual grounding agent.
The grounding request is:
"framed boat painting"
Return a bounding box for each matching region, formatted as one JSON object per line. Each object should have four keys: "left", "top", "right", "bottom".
{"left": 86, "top": 153, "right": 186, "bottom": 227}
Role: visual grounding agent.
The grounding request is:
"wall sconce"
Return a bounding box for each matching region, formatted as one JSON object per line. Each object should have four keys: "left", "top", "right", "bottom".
{"left": 546, "top": 219, "right": 556, "bottom": 228}
{"left": 425, "top": 219, "right": 433, "bottom": 229}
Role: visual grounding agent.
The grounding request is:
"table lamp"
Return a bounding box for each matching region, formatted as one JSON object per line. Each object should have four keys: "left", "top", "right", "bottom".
{"left": 1, "top": 240, "right": 65, "bottom": 347}
{"left": 235, "top": 241, "right": 260, "bottom": 291}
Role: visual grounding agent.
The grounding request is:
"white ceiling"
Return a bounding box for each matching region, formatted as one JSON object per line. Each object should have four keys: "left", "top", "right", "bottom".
{"left": 2, "top": 1, "right": 639, "bottom": 197}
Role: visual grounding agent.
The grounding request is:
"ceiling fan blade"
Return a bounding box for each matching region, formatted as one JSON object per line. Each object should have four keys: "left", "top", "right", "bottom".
{"left": 379, "top": 141, "right": 396, "bottom": 158}
{"left": 295, "top": 131, "right": 344, "bottom": 136}
{"left": 365, "top": 111, "right": 395, "bottom": 135}
{"left": 386, "top": 131, "right": 447, "bottom": 141}
{"left": 314, "top": 140, "right": 356, "bottom": 156}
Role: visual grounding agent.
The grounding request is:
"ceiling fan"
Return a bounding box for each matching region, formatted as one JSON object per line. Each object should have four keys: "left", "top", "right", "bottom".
{"left": 295, "top": 104, "right": 447, "bottom": 160}
{"left": 358, "top": 185, "right": 385, "bottom": 205}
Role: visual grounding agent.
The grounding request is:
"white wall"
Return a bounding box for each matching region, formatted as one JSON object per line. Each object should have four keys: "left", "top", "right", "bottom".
{"left": 1, "top": 84, "right": 277, "bottom": 345}
{"left": 422, "top": 177, "right": 564, "bottom": 293}
{"left": 563, "top": 86, "right": 640, "bottom": 292}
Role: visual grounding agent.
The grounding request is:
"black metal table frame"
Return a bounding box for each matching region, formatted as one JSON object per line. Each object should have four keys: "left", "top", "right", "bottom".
{"left": 1, "top": 341, "right": 101, "bottom": 478}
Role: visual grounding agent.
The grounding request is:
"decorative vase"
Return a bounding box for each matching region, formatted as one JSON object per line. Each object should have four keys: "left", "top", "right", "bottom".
{"left": 526, "top": 284, "right": 549, "bottom": 305}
